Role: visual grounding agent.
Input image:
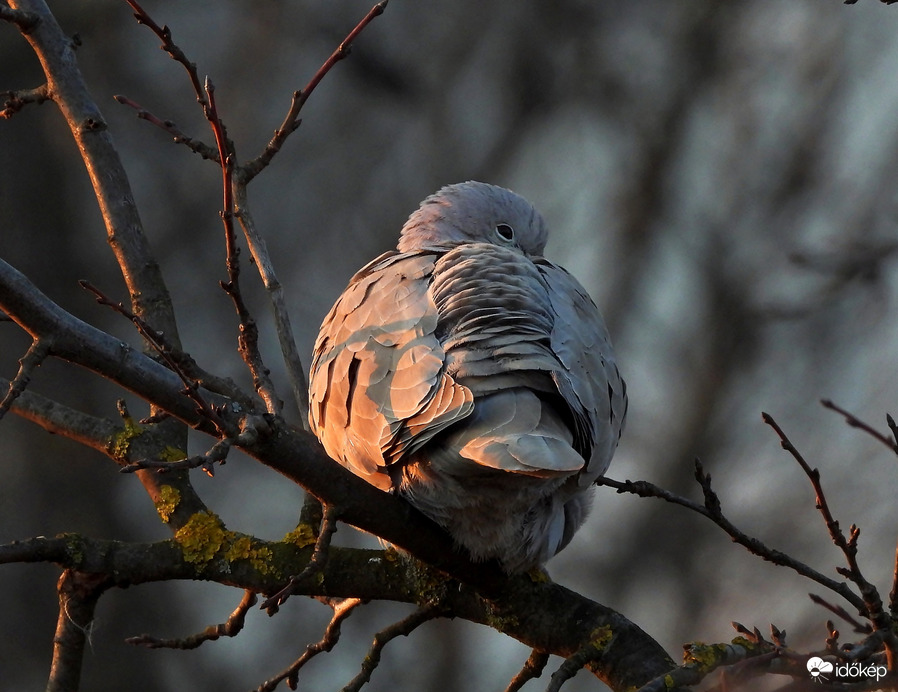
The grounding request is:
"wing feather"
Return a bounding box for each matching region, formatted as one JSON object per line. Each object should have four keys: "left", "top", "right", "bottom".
{"left": 309, "top": 251, "right": 474, "bottom": 489}
{"left": 535, "top": 259, "right": 627, "bottom": 481}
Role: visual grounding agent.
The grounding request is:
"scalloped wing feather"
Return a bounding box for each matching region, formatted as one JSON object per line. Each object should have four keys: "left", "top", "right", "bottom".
{"left": 309, "top": 251, "right": 474, "bottom": 489}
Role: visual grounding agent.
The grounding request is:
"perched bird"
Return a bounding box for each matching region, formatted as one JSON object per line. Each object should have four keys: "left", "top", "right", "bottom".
{"left": 309, "top": 181, "right": 627, "bottom": 573}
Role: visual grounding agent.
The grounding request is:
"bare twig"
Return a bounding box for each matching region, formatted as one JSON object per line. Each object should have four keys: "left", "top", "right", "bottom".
{"left": 598, "top": 464, "right": 867, "bottom": 614}
{"left": 889, "top": 540, "right": 898, "bottom": 619}
{"left": 79, "top": 279, "right": 255, "bottom": 406}
{"left": 123, "top": 0, "right": 206, "bottom": 107}
{"left": 80, "top": 280, "right": 232, "bottom": 434}
{"left": 888, "top": 414, "right": 898, "bottom": 449}
{"left": 113, "top": 94, "right": 219, "bottom": 161}
{"left": 1, "top": 83, "right": 50, "bottom": 118}
{"left": 761, "top": 412, "right": 854, "bottom": 555}
{"left": 341, "top": 603, "right": 444, "bottom": 692}
{"left": 262, "top": 504, "right": 340, "bottom": 613}
{"left": 762, "top": 414, "right": 887, "bottom": 611}
{"left": 821, "top": 399, "right": 898, "bottom": 456}
{"left": 240, "top": 0, "right": 389, "bottom": 182}
{"left": 547, "top": 639, "right": 606, "bottom": 692}
{"left": 126, "top": 589, "right": 257, "bottom": 650}
{"left": 233, "top": 196, "right": 309, "bottom": 421}
{"left": 764, "top": 412, "right": 897, "bottom": 666}
{"left": 256, "top": 597, "right": 365, "bottom": 692}
{"left": 809, "top": 593, "right": 872, "bottom": 635}
{"left": 121, "top": 436, "right": 232, "bottom": 476}
{"left": 505, "top": 649, "right": 550, "bottom": 692}
{"left": 201, "top": 78, "right": 283, "bottom": 416}
{"left": 0, "top": 338, "right": 49, "bottom": 421}
{"left": 123, "top": 2, "right": 285, "bottom": 414}
{"left": 121, "top": 0, "right": 312, "bottom": 420}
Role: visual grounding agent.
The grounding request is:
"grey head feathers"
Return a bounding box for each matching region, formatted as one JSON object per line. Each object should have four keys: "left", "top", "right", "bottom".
{"left": 397, "top": 181, "right": 548, "bottom": 256}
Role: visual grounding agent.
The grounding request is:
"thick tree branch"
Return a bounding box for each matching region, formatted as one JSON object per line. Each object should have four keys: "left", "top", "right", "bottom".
{"left": 7, "top": 0, "right": 198, "bottom": 569}
{"left": 0, "top": 3, "right": 39, "bottom": 31}
{"left": 0, "top": 257, "right": 680, "bottom": 689}
{"left": 0, "top": 375, "right": 211, "bottom": 527}
{"left": 9, "top": 0, "right": 180, "bottom": 344}
{"left": 0, "top": 534, "right": 679, "bottom": 691}
{"left": 0, "top": 255, "right": 497, "bottom": 584}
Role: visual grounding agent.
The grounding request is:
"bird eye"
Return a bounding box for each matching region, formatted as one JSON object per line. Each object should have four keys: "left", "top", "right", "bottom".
{"left": 495, "top": 224, "right": 515, "bottom": 242}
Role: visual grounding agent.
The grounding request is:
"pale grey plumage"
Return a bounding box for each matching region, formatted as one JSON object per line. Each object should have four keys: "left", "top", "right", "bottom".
{"left": 309, "top": 181, "right": 627, "bottom": 572}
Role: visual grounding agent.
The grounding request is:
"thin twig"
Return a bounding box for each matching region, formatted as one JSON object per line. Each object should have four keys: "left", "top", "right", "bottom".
{"left": 597, "top": 464, "right": 867, "bottom": 614}
{"left": 240, "top": 0, "right": 389, "bottom": 183}
{"left": 126, "top": 589, "right": 257, "bottom": 649}
{"left": 505, "top": 649, "right": 549, "bottom": 692}
{"left": 1, "top": 83, "right": 50, "bottom": 118}
{"left": 203, "top": 78, "right": 283, "bottom": 415}
{"left": 125, "top": 2, "right": 284, "bottom": 413}
{"left": 761, "top": 411, "right": 854, "bottom": 558}
{"left": 262, "top": 504, "right": 340, "bottom": 614}
{"left": 0, "top": 338, "right": 49, "bottom": 421}
{"left": 888, "top": 414, "right": 898, "bottom": 450}
{"left": 256, "top": 598, "right": 365, "bottom": 692}
{"left": 124, "top": 0, "right": 206, "bottom": 106}
{"left": 808, "top": 593, "right": 872, "bottom": 634}
{"left": 505, "top": 649, "right": 550, "bottom": 692}
{"left": 762, "top": 414, "right": 882, "bottom": 604}
{"left": 889, "top": 540, "right": 898, "bottom": 619}
{"left": 121, "top": 436, "right": 232, "bottom": 477}
{"left": 233, "top": 197, "right": 309, "bottom": 422}
{"left": 821, "top": 399, "right": 898, "bottom": 456}
{"left": 113, "top": 94, "right": 219, "bottom": 161}
{"left": 80, "top": 280, "right": 231, "bottom": 434}
{"left": 547, "top": 640, "right": 606, "bottom": 692}
{"left": 81, "top": 278, "right": 253, "bottom": 407}
{"left": 763, "top": 412, "right": 897, "bottom": 666}
{"left": 341, "top": 603, "right": 444, "bottom": 692}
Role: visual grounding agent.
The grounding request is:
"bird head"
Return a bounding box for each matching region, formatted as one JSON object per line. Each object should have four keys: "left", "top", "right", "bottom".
{"left": 397, "top": 181, "right": 548, "bottom": 256}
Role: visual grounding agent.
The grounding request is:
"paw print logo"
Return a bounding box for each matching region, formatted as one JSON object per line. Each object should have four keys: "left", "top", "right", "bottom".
{"left": 806, "top": 656, "right": 834, "bottom": 683}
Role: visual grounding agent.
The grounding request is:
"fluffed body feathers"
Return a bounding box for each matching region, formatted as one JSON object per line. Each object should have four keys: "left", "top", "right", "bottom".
{"left": 309, "top": 181, "right": 626, "bottom": 572}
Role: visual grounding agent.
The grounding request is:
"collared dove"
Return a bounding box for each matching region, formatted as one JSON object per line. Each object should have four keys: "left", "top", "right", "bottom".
{"left": 310, "top": 181, "right": 627, "bottom": 573}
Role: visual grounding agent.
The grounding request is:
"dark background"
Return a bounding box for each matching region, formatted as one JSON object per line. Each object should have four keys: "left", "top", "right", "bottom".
{"left": 2, "top": 2, "right": 898, "bottom": 690}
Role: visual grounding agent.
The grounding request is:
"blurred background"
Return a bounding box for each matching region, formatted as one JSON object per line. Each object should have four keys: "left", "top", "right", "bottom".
{"left": 2, "top": 1, "right": 898, "bottom": 690}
